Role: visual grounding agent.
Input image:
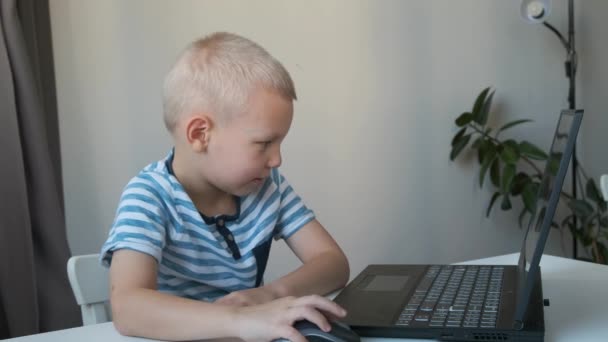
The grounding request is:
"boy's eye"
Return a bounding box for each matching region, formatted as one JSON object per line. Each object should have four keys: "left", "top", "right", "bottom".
{"left": 257, "top": 141, "right": 272, "bottom": 149}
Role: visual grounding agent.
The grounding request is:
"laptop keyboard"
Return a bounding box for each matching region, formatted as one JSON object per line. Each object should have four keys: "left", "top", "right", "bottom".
{"left": 395, "top": 265, "right": 504, "bottom": 329}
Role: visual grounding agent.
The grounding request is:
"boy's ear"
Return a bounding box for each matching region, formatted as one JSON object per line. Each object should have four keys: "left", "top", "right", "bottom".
{"left": 185, "top": 115, "right": 213, "bottom": 152}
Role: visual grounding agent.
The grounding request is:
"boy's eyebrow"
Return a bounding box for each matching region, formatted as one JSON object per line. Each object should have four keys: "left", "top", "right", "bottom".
{"left": 246, "top": 129, "right": 283, "bottom": 140}
{"left": 256, "top": 134, "right": 281, "bottom": 141}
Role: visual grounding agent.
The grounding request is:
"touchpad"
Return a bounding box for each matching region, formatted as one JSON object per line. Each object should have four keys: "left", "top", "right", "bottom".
{"left": 359, "top": 275, "right": 410, "bottom": 292}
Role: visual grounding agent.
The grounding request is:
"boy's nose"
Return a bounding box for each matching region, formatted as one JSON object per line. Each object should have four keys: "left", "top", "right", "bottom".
{"left": 267, "top": 148, "right": 282, "bottom": 168}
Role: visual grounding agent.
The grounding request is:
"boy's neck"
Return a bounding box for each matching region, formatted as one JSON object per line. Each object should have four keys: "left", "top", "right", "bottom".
{"left": 171, "top": 149, "right": 236, "bottom": 217}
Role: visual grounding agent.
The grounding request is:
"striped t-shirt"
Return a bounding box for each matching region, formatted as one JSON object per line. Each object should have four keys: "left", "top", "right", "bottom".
{"left": 100, "top": 149, "right": 315, "bottom": 301}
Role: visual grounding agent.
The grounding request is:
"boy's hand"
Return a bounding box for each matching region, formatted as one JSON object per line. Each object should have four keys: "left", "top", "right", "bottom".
{"left": 234, "top": 295, "right": 347, "bottom": 342}
{"left": 215, "top": 286, "right": 277, "bottom": 306}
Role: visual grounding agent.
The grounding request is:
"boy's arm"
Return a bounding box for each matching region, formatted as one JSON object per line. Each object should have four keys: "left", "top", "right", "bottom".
{"left": 110, "top": 249, "right": 346, "bottom": 341}
{"left": 110, "top": 249, "right": 237, "bottom": 340}
{"left": 267, "top": 219, "right": 350, "bottom": 298}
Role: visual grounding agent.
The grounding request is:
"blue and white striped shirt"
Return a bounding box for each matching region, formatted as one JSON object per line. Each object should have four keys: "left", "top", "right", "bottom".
{"left": 100, "top": 150, "right": 314, "bottom": 301}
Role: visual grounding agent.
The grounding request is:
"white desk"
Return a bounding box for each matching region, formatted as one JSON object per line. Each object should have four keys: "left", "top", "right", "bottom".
{"left": 7, "top": 253, "right": 608, "bottom": 342}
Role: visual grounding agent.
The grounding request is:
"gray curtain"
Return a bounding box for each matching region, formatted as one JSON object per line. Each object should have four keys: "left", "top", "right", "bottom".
{"left": 0, "top": 0, "right": 81, "bottom": 338}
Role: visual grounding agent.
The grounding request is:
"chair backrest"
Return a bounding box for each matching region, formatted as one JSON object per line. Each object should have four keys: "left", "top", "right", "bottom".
{"left": 67, "top": 253, "right": 110, "bottom": 325}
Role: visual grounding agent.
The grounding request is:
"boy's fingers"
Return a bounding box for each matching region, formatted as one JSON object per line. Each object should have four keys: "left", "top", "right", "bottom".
{"left": 320, "top": 310, "right": 344, "bottom": 322}
{"left": 291, "top": 306, "right": 331, "bottom": 332}
{"left": 280, "top": 327, "right": 307, "bottom": 342}
{"left": 295, "top": 295, "right": 347, "bottom": 318}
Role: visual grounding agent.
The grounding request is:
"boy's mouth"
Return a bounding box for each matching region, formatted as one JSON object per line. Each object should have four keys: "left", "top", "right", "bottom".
{"left": 252, "top": 175, "right": 268, "bottom": 184}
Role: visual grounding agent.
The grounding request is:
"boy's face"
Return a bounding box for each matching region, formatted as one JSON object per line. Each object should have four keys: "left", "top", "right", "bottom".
{"left": 204, "top": 88, "right": 294, "bottom": 196}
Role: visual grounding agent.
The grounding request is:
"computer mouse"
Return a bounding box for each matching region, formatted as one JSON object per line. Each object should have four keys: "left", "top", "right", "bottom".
{"left": 274, "top": 320, "right": 361, "bottom": 342}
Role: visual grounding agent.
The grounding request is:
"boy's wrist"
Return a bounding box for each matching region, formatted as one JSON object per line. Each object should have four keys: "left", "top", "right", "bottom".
{"left": 227, "top": 305, "right": 247, "bottom": 339}
{"left": 265, "top": 281, "right": 289, "bottom": 299}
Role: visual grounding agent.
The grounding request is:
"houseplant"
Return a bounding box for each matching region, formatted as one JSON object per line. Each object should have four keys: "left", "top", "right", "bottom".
{"left": 450, "top": 87, "right": 607, "bottom": 264}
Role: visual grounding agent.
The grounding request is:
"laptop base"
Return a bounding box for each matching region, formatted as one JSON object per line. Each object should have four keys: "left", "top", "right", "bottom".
{"left": 335, "top": 264, "right": 545, "bottom": 342}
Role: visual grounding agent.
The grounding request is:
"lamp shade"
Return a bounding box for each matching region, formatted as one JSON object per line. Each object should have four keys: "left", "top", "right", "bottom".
{"left": 520, "top": 0, "right": 551, "bottom": 23}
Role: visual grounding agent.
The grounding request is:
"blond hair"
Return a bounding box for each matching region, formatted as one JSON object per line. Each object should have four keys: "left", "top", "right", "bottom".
{"left": 162, "top": 32, "right": 297, "bottom": 132}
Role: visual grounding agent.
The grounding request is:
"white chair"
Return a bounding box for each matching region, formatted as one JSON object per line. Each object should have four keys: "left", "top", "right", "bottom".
{"left": 67, "top": 253, "right": 110, "bottom": 325}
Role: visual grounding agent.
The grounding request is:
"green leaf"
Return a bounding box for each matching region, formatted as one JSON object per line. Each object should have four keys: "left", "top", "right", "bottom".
{"left": 472, "top": 87, "right": 491, "bottom": 124}
{"left": 581, "top": 233, "right": 593, "bottom": 246}
{"left": 586, "top": 178, "right": 605, "bottom": 209}
{"left": 503, "top": 139, "right": 520, "bottom": 150}
{"left": 582, "top": 213, "right": 599, "bottom": 228}
{"left": 487, "top": 192, "right": 501, "bottom": 217}
{"left": 497, "top": 119, "right": 533, "bottom": 135}
{"left": 490, "top": 158, "right": 500, "bottom": 187}
{"left": 455, "top": 112, "right": 473, "bottom": 127}
{"left": 451, "top": 127, "right": 467, "bottom": 147}
{"left": 501, "top": 164, "right": 516, "bottom": 194}
{"left": 478, "top": 90, "right": 495, "bottom": 126}
{"left": 522, "top": 182, "right": 539, "bottom": 212}
{"left": 450, "top": 134, "right": 472, "bottom": 161}
{"left": 568, "top": 199, "right": 594, "bottom": 220}
{"left": 477, "top": 140, "right": 494, "bottom": 164}
{"left": 519, "top": 141, "right": 548, "bottom": 160}
{"left": 471, "top": 137, "right": 482, "bottom": 149}
{"left": 479, "top": 148, "right": 497, "bottom": 187}
{"left": 501, "top": 194, "right": 512, "bottom": 210}
{"left": 500, "top": 143, "right": 519, "bottom": 165}
{"left": 511, "top": 173, "right": 531, "bottom": 196}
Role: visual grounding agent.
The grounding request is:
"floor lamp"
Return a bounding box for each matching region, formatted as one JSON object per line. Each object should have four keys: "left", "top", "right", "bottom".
{"left": 520, "top": 0, "right": 580, "bottom": 258}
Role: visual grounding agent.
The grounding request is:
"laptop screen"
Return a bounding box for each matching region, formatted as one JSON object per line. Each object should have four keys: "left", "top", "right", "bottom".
{"left": 515, "top": 109, "right": 583, "bottom": 325}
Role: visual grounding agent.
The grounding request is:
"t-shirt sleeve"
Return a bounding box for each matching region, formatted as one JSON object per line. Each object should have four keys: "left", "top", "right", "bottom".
{"left": 272, "top": 170, "right": 315, "bottom": 240}
{"left": 100, "top": 175, "right": 168, "bottom": 267}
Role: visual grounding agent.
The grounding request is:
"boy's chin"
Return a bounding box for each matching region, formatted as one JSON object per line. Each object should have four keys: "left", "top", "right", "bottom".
{"left": 232, "top": 180, "right": 264, "bottom": 196}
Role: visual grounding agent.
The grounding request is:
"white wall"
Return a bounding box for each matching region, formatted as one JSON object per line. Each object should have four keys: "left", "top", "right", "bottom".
{"left": 579, "top": 0, "right": 608, "bottom": 189}
{"left": 50, "top": 0, "right": 581, "bottom": 281}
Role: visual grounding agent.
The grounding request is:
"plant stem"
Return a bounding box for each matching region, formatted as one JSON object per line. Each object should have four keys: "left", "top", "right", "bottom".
{"left": 592, "top": 240, "right": 605, "bottom": 264}
{"left": 468, "top": 123, "right": 543, "bottom": 174}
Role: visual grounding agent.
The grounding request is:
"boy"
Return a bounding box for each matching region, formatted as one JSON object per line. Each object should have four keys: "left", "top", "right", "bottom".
{"left": 100, "top": 32, "right": 350, "bottom": 342}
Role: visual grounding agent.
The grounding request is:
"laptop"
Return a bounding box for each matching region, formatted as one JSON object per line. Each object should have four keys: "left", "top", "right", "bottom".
{"left": 334, "top": 109, "right": 583, "bottom": 342}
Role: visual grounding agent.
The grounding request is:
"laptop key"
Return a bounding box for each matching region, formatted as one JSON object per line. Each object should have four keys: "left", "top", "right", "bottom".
{"left": 414, "top": 314, "right": 430, "bottom": 322}
{"left": 435, "top": 304, "right": 451, "bottom": 312}
{"left": 449, "top": 305, "right": 466, "bottom": 312}
{"left": 405, "top": 304, "right": 419, "bottom": 311}
{"left": 467, "top": 305, "right": 482, "bottom": 312}
{"left": 420, "top": 303, "right": 436, "bottom": 311}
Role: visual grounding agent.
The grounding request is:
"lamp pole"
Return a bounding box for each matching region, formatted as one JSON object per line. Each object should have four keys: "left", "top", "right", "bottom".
{"left": 540, "top": 0, "right": 578, "bottom": 258}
